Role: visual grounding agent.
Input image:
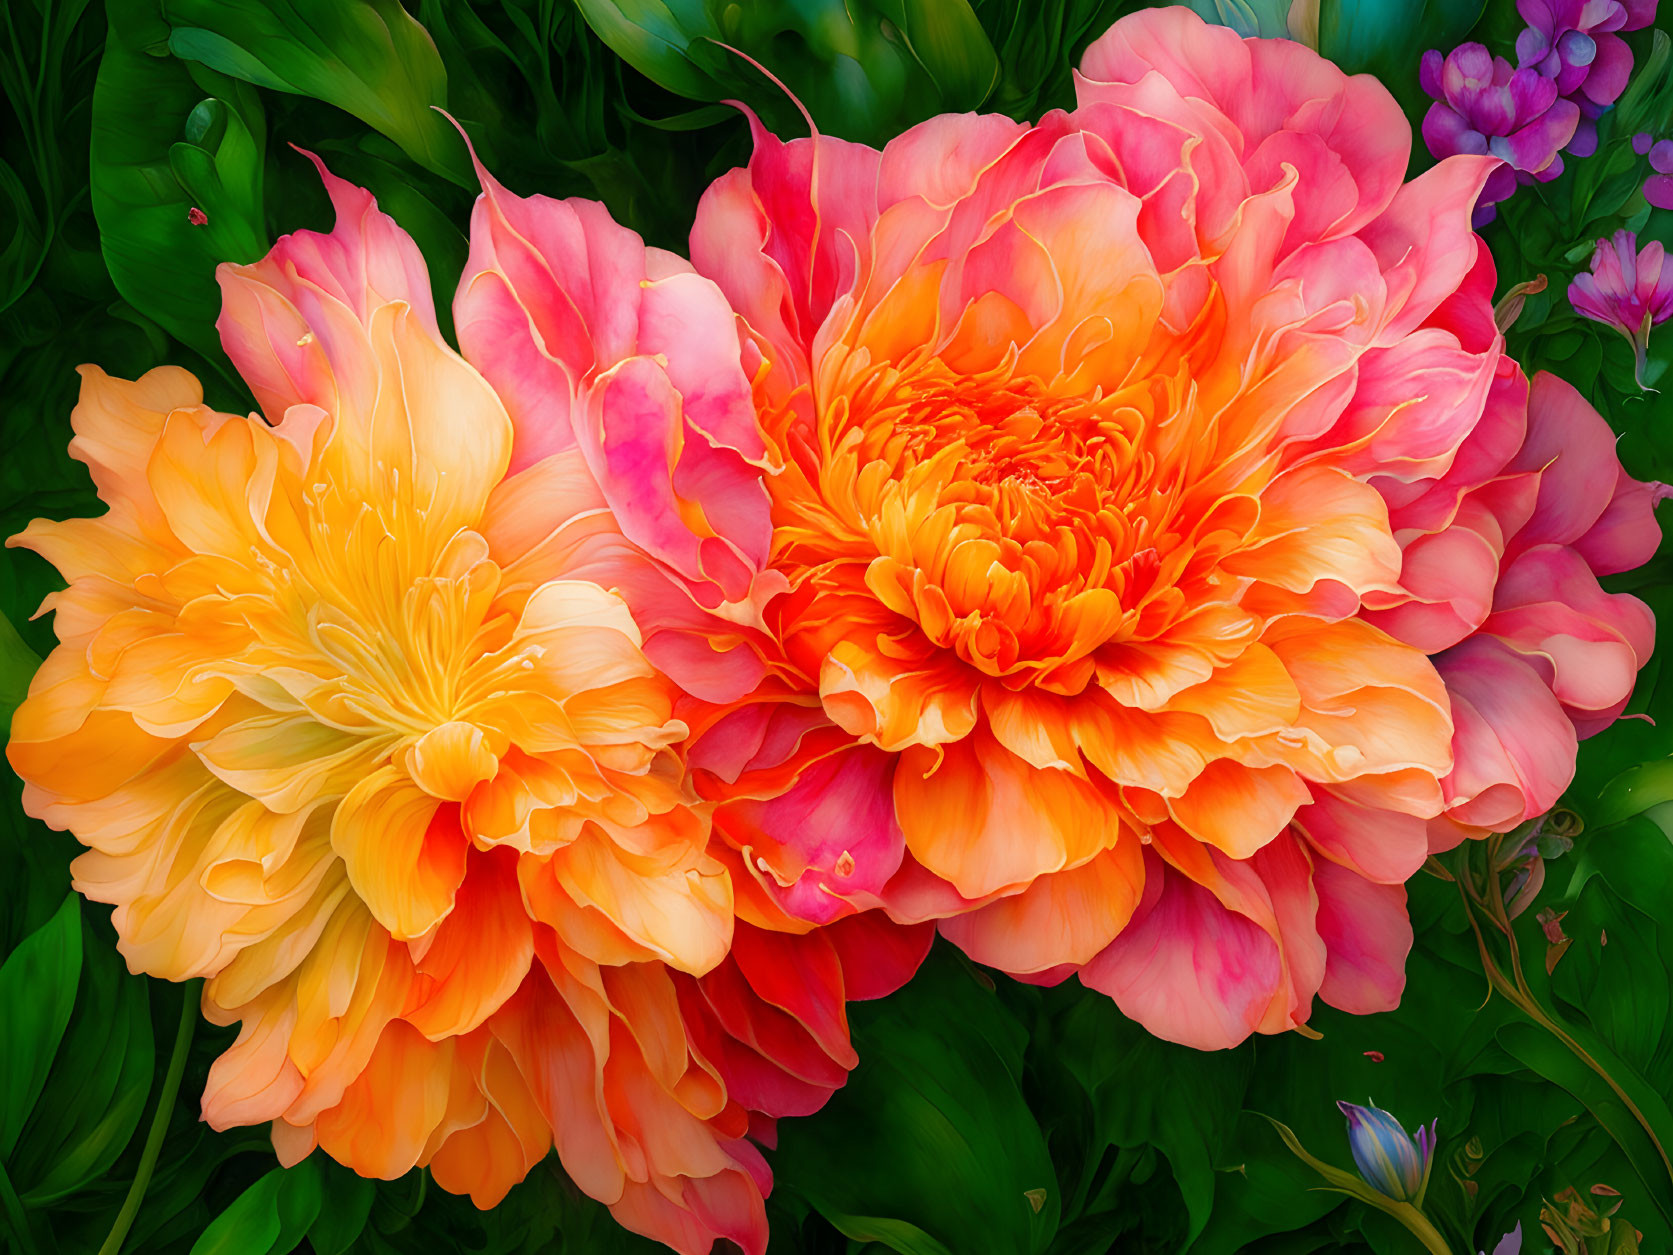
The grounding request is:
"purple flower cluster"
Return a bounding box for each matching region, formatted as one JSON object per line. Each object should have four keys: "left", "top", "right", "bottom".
{"left": 1518, "top": 0, "right": 1655, "bottom": 153}
{"left": 1422, "top": 0, "right": 1657, "bottom": 224}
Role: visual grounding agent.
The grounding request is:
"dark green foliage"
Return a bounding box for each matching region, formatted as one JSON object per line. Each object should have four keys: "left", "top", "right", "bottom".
{"left": 5, "top": 1, "right": 1673, "bottom": 1253}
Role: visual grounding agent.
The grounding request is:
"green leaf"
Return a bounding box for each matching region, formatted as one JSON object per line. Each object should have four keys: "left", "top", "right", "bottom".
{"left": 189, "top": 1158, "right": 324, "bottom": 1255}
{"left": 1046, "top": 990, "right": 1251, "bottom": 1244}
{"left": 160, "top": 0, "right": 470, "bottom": 185}
{"left": 1183, "top": 0, "right": 1302, "bottom": 37}
{"left": 967, "top": 0, "right": 1138, "bottom": 118}
{"left": 11, "top": 936, "right": 153, "bottom": 1204}
{"left": 573, "top": 0, "right": 999, "bottom": 144}
{"left": 0, "top": 894, "right": 83, "bottom": 1159}
{"left": 89, "top": 18, "right": 267, "bottom": 370}
{"left": 0, "top": 610, "right": 38, "bottom": 738}
{"left": 774, "top": 946, "right": 1059, "bottom": 1255}
{"left": 306, "top": 1160, "right": 376, "bottom": 1255}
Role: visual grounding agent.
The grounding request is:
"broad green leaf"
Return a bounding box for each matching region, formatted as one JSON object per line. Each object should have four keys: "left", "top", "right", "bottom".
{"left": 307, "top": 1160, "right": 376, "bottom": 1255}
{"left": 12, "top": 935, "right": 153, "bottom": 1204}
{"left": 90, "top": 19, "right": 267, "bottom": 369}
{"left": 160, "top": 0, "right": 470, "bottom": 185}
{"left": 1047, "top": 990, "right": 1251, "bottom": 1245}
{"left": 0, "top": 158, "right": 49, "bottom": 316}
{"left": 0, "top": 894, "right": 83, "bottom": 1159}
{"left": 0, "top": 611, "right": 38, "bottom": 737}
{"left": 189, "top": 1158, "right": 324, "bottom": 1255}
{"left": 775, "top": 947, "right": 1059, "bottom": 1255}
{"left": 1495, "top": 1019, "right": 1673, "bottom": 1229}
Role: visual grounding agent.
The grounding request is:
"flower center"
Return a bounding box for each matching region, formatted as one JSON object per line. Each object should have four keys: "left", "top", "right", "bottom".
{"left": 217, "top": 481, "right": 523, "bottom": 749}
{"left": 778, "top": 354, "right": 1216, "bottom": 689}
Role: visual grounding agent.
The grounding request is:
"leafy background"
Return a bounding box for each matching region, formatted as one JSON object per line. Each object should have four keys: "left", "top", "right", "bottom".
{"left": 3, "top": 1, "right": 1673, "bottom": 1252}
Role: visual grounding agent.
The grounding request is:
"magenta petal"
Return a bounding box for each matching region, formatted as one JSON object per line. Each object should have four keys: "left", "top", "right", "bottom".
{"left": 1473, "top": 85, "right": 1519, "bottom": 135}
{"left": 1581, "top": 0, "right": 1629, "bottom": 29}
{"left": 1481, "top": 163, "right": 1520, "bottom": 205}
{"left": 1646, "top": 174, "right": 1673, "bottom": 210}
{"left": 1558, "top": 29, "right": 1598, "bottom": 69}
{"left": 1581, "top": 33, "right": 1634, "bottom": 107}
{"left": 1516, "top": 26, "right": 1553, "bottom": 68}
{"left": 1507, "top": 66, "right": 1561, "bottom": 120}
{"left": 1443, "top": 44, "right": 1497, "bottom": 101}
{"left": 1508, "top": 371, "right": 1624, "bottom": 550}
{"left": 1569, "top": 116, "right": 1599, "bottom": 157}
{"left": 583, "top": 356, "right": 706, "bottom": 575}
{"left": 721, "top": 747, "right": 907, "bottom": 924}
{"left": 1420, "top": 49, "right": 1446, "bottom": 100}
{"left": 1490, "top": 99, "right": 1579, "bottom": 172}
{"left": 1574, "top": 474, "right": 1667, "bottom": 576}
{"left": 1437, "top": 638, "right": 1578, "bottom": 830}
{"left": 1423, "top": 106, "right": 1487, "bottom": 159}
{"left": 1081, "top": 856, "right": 1282, "bottom": 1051}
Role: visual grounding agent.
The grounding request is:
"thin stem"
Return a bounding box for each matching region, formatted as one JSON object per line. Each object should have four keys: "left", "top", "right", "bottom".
{"left": 1456, "top": 879, "right": 1673, "bottom": 1192}
{"left": 1390, "top": 1201, "right": 1458, "bottom": 1255}
{"left": 0, "top": 1154, "right": 40, "bottom": 1255}
{"left": 97, "top": 984, "right": 197, "bottom": 1255}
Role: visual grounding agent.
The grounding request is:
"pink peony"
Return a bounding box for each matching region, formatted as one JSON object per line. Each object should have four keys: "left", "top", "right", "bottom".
{"left": 682, "top": 7, "right": 1661, "bottom": 1050}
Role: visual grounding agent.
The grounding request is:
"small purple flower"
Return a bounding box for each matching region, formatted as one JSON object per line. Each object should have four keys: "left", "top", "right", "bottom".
{"left": 1516, "top": 0, "right": 1656, "bottom": 155}
{"left": 1481, "top": 1222, "right": 1523, "bottom": 1255}
{"left": 1337, "top": 1101, "right": 1436, "bottom": 1204}
{"left": 1646, "top": 139, "right": 1673, "bottom": 209}
{"left": 1421, "top": 44, "right": 1581, "bottom": 224}
{"left": 1569, "top": 229, "right": 1673, "bottom": 386}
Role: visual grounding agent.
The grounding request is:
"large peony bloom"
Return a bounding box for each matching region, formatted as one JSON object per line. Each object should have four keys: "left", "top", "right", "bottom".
{"left": 8, "top": 156, "right": 928, "bottom": 1254}
{"left": 686, "top": 7, "right": 1662, "bottom": 1050}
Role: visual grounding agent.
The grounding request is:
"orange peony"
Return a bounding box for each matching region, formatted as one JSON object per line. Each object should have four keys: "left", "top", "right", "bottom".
{"left": 684, "top": 7, "right": 1661, "bottom": 1050}
{"left": 7, "top": 155, "right": 928, "bottom": 1254}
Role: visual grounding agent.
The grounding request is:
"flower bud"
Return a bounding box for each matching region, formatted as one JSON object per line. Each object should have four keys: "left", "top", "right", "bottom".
{"left": 1337, "top": 1101, "right": 1435, "bottom": 1203}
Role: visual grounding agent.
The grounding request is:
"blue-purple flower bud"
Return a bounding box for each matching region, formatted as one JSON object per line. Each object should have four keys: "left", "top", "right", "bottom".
{"left": 1337, "top": 1101, "right": 1435, "bottom": 1203}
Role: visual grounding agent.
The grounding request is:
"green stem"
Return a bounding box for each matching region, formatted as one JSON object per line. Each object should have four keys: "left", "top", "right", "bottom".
{"left": 0, "top": 1154, "right": 40, "bottom": 1255}
{"left": 1388, "top": 1201, "right": 1458, "bottom": 1255}
{"left": 97, "top": 984, "right": 197, "bottom": 1255}
{"left": 1458, "top": 882, "right": 1673, "bottom": 1193}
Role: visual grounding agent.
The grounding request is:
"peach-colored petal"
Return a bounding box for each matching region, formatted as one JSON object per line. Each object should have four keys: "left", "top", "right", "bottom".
{"left": 939, "top": 840, "right": 1144, "bottom": 972}
{"left": 894, "top": 733, "right": 1121, "bottom": 901}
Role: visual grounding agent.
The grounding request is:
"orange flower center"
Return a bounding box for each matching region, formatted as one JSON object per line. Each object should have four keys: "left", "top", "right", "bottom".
{"left": 777, "top": 350, "right": 1222, "bottom": 695}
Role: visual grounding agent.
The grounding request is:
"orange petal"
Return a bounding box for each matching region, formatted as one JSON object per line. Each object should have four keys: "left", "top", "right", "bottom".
{"left": 939, "top": 837, "right": 1145, "bottom": 972}
{"left": 331, "top": 769, "right": 465, "bottom": 941}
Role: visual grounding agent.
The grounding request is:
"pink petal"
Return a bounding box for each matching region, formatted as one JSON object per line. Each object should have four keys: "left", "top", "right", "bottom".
{"left": 1080, "top": 851, "right": 1281, "bottom": 1051}
{"left": 1436, "top": 636, "right": 1578, "bottom": 829}
{"left": 715, "top": 746, "right": 906, "bottom": 925}
{"left": 1314, "top": 863, "right": 1410, "bottom": 1014}
{"left": 1358, "top": 155, "right": 1502, "bottom": 343}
